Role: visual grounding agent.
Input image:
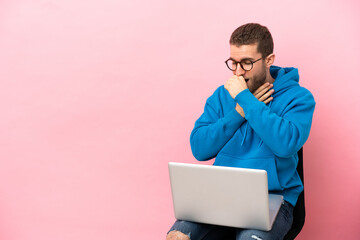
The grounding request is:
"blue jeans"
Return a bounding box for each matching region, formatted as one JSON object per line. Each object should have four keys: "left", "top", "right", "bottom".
{"left": 168, "top": 201, "right": 294, "bottom": 240}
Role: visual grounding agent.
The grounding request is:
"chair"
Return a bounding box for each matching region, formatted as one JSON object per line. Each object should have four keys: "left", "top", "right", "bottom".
{"left": 283, "top": 148, "right": 305, "bottom": 240}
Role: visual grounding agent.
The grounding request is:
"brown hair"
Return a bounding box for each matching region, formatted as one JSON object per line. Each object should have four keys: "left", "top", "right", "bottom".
{"left": 230, "top": 23, "right": 274, "bottom": 58}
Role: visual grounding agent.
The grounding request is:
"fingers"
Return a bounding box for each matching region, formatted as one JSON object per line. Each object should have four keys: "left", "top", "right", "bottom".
{"left": 253, "top": 82, "right": 270, "bottom": 96}
{"left": 224, "top": 76, "right": 236, "bottom": 89}
{"left": 254, "top": 83, "right": 273, "bottom": 99}
{"left": 263, "top": 96, "right": 273, "bottom": 105}
{"left": 237, "top": 75, "right": 246, "bottom": 82}
{"left": 253, "top": 82, "right": 274, "bottom": 104}
{"left": 258, "top": 89, "right": 274, "bottom": 102}
{"left": 225, "top": 75, "right": 248, "bottom": 99}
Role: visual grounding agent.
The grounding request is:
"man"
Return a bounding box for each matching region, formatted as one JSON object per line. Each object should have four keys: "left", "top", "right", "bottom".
{"left": 166, "top": 23, "right": 315, "bottom": 240}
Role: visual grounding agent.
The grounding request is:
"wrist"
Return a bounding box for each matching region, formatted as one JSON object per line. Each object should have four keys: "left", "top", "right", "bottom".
{"left": 235, "top": 103, "right": 245, "bottom": 118}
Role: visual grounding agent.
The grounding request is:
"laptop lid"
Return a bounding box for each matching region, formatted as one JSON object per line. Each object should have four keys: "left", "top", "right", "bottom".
{"left": 168, "top": 162, "right": 283, "bottom": 231}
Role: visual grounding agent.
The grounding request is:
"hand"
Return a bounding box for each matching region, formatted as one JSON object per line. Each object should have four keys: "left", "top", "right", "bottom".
{"left": 235, "top": 82, "right": 274, "bottom": 117}
{"left": 224, "top": 75, "right": 248, "bottom": 99}
{"left": 253, "top": 82, "right": 274, "bottom": 104}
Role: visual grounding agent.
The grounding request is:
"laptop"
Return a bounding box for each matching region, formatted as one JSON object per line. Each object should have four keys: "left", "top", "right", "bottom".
{"left": 168, "top": 162, "right": 283, "bottom": 231}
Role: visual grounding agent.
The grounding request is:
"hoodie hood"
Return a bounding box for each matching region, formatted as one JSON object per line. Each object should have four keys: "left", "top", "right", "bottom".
{"left": 270, "top": 66, "right": 300, "bottom": 96}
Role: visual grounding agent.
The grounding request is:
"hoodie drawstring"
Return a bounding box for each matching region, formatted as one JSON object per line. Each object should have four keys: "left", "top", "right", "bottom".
{"left": 257, "top": 96, "right": 273, "bottom": 148}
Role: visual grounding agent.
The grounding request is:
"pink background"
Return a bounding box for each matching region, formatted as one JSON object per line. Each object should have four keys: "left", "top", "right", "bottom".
{"left": 0, "top": 0, "right": 359, "bottom": 239}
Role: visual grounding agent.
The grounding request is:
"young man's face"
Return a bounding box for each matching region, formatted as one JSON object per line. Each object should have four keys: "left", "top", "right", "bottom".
{"left": 229, "top": 43, "right": 267, "bottom": 93}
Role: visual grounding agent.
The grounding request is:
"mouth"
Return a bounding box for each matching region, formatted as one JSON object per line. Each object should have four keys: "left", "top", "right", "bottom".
{"left": 245, "top": 78, "right": 249, "bottom": 82}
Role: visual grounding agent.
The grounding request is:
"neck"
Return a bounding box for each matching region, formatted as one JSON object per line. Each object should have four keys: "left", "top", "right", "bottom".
{"left": 265, "top": 68, "right": 275, "bottom": 84}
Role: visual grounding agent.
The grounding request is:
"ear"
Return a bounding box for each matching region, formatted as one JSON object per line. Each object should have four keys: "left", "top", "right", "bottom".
{"left": 265, "top": 53, "right": 275, "bottom": 68}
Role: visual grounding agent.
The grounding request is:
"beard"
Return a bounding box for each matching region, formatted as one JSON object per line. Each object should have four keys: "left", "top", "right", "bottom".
{"left": 246, "top": 67, "right": 267, "bottom": 93}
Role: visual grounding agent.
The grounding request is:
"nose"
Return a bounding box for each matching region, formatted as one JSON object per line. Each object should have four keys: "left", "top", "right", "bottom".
{"left": 234, "top": 63, "right": 245, "bottom": 76}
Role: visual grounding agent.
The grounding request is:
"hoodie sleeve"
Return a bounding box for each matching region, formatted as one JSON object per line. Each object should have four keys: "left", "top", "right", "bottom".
{"left": 190, "top": 93, "right": 245, "bottom": 161}
{"left": 235, "top": 88, "right": 315, "bottom": 158}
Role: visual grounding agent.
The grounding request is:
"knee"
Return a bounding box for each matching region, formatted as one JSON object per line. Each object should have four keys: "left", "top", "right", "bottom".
{"left": 166, "top": 230, "right": 190, "bottom": 240}
{"left": 237, "top": 230, "right": 265, "bottom": 240}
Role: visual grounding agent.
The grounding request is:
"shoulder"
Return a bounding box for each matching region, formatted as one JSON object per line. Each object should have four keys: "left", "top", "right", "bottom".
{"left": 275, "top": 81, "right": 315, "bottom": 103}
{"left": 278, "top": 86, "right": 316, "bottom": 116}
{"left": 213, "top": 85, "right": 227, "bottom": 95}
{"left": 207, "top": 85, "right": 230, "bottom": 102}
{"left": 289, "top": 85, "right": 316, "bottom": 104}
{"left": 203, "top": 85, "right": 235, "bottom": 113}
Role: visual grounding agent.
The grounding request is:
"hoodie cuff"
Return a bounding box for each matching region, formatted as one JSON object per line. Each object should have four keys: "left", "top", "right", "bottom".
{"left": 222, "top": 108, "right": 245, "bottom": 135}
{"left": 234, "top": 89, "right": 259, "bottom": 118}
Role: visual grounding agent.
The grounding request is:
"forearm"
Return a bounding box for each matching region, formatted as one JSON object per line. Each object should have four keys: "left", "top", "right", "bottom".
{"left": 190, "top": 108, "right": 245, "bottom": 161}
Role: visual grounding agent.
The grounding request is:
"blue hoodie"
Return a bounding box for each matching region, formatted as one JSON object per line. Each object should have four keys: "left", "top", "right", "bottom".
{"left": 190, "top": 66, "right": 315, "bottom": 206}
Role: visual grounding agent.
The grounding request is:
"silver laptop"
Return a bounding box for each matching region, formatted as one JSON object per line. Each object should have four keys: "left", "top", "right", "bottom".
{"left": 168, "top": 162, "right": 283, "bottom": 231}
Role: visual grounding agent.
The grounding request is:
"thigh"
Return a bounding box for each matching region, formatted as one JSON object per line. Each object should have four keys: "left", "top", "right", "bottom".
{"left": 236, "top": 201, "right": 294, "bottom": 240}
{"left": 168, "top": 220, "right": 236, "bottom": 240}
